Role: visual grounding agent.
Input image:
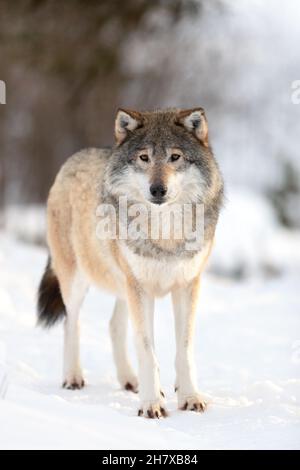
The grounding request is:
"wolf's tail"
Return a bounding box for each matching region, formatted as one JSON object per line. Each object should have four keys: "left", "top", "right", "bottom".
{"left": 37, "top": 257, "right": 66, "bottom": 328}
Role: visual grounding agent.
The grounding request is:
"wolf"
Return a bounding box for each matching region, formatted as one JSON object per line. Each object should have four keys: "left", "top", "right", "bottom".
{"left": 37, "top": 107, "right": 224, "bottom": 418}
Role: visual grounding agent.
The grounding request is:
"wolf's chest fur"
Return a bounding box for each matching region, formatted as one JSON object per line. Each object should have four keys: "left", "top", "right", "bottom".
{"left": 119, "top": 241, "right": 210, "bottom": 296}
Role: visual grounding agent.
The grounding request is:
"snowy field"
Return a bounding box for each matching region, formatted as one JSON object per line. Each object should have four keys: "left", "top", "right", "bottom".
{"left": 0, "top": 231, "right": 300, "bottom": 450}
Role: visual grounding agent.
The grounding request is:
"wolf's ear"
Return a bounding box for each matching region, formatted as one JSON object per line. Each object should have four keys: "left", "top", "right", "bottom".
{"left": 177, "top": 108, "right": 209, "bottom": 147}
{"left": 115, "top": 108, "right": 143, "bottom": 144}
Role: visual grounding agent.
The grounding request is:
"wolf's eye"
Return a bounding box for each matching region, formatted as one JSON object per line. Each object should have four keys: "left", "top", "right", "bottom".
{"left": 139, "top": 154, "right": 149, "bottom": 162}
{"left": 169, "top": 153, "right": 181, "bottom": 162}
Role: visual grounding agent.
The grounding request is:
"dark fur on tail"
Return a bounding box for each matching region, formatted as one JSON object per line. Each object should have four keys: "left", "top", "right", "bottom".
{"left": 37, "top": 257, "right": 66, "bottom": 328}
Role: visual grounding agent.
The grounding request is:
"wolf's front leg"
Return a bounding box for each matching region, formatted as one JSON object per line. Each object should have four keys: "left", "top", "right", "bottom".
{"left": 126, "top": 282, "right": 167, "bottom": 418}
{"left": 110, "top": 298, "right": 138, "bottom": 392}
{"left": 171, "top": 276, "right": 207, "bottom": 412}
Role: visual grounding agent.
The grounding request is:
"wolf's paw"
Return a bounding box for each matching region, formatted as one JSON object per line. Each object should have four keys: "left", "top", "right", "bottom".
{"left": 124, "top": 380, "right": 138, "bottom": 393}
{"left": 179, "top": 393, "right": 207, "bottom": 412}
{"left": 138, "top": 399, "right": 168, "bottom": 419}
{"left": 62, "top": 374, "right": 85, "bottom": 390}
{"left": 120, "top": 373, "right": 138, "bottom": 393}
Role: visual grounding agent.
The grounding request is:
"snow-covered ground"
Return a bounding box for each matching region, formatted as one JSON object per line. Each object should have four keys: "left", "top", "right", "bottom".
{"left": 0, "top": 232, "right": 300, "bottom": 450}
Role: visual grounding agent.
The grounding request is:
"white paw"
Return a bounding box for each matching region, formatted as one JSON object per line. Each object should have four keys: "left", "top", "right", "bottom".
{"left": 178, "top": 392, "right": 207, "bottom": 412}
{"left": 62, "top": 371, "right": 85, "bottom": 390}
{"left": 118, "top": 372, "right": 139, "bottom": 393}
{"left": 138, "top": 398, "right": 168, "bottom": 419}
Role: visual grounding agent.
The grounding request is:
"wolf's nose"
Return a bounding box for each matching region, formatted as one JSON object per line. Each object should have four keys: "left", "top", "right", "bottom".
{"left": 150, "top": 183, "right": 167, "bottom": 199}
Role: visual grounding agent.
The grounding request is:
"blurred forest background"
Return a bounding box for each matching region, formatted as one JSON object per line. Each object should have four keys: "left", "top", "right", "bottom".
{"left": 0, "top": 0, "right": 299, "bottom": 278}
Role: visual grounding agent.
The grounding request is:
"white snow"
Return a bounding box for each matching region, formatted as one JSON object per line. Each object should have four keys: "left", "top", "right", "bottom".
{"left": 0, "top": 231, "right": 300, "bottom": 450}
{"left": 210, "top": 189, "right": 300, "bottom": 277}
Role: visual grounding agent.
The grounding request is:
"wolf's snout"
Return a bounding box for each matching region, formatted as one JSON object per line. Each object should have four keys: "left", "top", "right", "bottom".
{"left": 150, "top": 183, "right": 167, "bottom": 202}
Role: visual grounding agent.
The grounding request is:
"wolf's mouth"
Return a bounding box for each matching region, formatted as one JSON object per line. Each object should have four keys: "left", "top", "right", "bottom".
{"left": 151, "top": 197, "right": 166, "bottom": 205}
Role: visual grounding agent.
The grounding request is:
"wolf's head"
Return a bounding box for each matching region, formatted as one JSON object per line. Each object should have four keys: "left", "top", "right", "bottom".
{"left": 105, "top": 108, "right": 223, "bottom": 210}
